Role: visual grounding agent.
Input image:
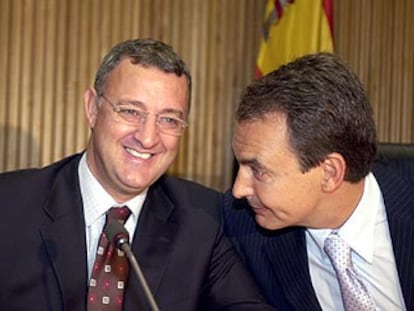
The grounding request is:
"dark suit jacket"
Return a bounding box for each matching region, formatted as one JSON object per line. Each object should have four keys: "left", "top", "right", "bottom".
{"left": 223, "top": 161, "right": 414, "bottom": 310}
{"left": 0, "top": 153, "right": 271, "bottom": 311}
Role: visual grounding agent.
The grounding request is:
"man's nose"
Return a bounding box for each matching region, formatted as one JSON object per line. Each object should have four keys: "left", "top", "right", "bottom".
{"left": 232, "top": 169, "right": 253, "bottom": 199}
{"left": 134, "top": 115, "right": 160, "bottom": 147}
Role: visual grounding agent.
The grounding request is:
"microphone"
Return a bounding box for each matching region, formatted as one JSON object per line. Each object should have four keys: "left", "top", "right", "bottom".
{"left": 105, "top": 221, "right": 160, "bottom": 311}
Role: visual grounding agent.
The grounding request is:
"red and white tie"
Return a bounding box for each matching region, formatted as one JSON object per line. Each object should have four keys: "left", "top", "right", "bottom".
{"left": 87, "top": 206, "right": 131, "bottom": 310}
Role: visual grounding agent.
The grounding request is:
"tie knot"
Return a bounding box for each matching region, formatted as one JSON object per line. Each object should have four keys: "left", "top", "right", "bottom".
{"left": 324, "top": 232, "right": 352, "bottom": 269}
{"left": 323, "top": 232, "right": 376, "bottom": 310}
{"left": 107, "top": 206, "right": 131, "bottom": 224}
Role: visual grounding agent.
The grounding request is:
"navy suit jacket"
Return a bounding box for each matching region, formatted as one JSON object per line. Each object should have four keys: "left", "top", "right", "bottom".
{"left": 224, "top": 161, "right": 414, "bottom": 310}
{"left": 0, "top": 153, "right": 271, "bottom": 310}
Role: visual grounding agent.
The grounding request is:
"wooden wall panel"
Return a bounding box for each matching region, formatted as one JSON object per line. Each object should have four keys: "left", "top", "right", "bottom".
{"left": 334, "top": 0, "right": 414, "bottom": 143}
{"left": 0, "top": 0, "right": 265, "bottom": 190}
{"left": 1, "top": 0, "right": 413, "bottom": 191}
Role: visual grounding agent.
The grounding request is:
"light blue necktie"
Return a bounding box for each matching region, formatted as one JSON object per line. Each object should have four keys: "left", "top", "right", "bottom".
{"left": 324, "top": 232, "right": 376, "bottom": 311}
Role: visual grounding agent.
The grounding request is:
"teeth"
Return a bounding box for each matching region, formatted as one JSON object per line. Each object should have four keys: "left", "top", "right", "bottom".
{"left": 125, "top": 147, "right": 151, "bottom": 159}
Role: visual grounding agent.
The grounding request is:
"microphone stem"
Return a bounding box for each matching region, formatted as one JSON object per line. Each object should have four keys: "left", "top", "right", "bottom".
{"left": 121, "top": 243, "right": 160, "bottom": 311}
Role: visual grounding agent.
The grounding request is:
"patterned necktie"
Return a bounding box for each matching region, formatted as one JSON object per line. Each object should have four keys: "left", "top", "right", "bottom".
{"left": 87, "top": 206, "right": 131, "bottom": 310}
{"left": 324, "top": 232, "right": 376, "bottom": 311}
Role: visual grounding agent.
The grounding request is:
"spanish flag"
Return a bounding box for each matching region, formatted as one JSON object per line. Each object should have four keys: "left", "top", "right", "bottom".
{"left": 256, "top": 0, "right": 334, "bottom": 78}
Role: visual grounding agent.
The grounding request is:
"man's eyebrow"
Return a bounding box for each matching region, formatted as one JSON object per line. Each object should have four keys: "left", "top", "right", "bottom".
{"left": 239, "top": 158, "right": 262, "bottom": 168}
{"left": 160, "top": 108, "right": 185, "bottom": 117}
{"left": 119, "top": 99, "right": 145, "bottom": 108}
{"left": 119, "top": 100, "right": 185, "bottom": 117}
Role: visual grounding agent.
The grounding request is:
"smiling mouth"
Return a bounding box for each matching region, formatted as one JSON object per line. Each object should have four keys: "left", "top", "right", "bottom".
{"left": 125, "top": 147, "right": 152, "bottom": 160}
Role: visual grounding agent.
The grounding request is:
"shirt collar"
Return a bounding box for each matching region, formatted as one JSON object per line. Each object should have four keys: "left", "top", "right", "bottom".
{"left": 340, "top": 172, "right": 381, "bottom": 262}
{"left": 307, "top": 173, "right": 382, "bottom": 263}
{"left": 78, "top": 153, "right": 147, "bottom": 227}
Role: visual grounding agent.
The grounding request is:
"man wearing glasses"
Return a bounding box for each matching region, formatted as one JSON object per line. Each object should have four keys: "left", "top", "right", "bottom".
{"left": 0, "top": 38, "right": 271, "bottom": 310}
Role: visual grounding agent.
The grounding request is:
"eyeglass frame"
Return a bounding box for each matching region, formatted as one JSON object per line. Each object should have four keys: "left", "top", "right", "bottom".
{"left": 98, "top": 94, "right": 189, "bottom": 136}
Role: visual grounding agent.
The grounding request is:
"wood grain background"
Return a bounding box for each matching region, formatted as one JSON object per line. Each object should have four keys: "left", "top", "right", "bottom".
{"left": 1, "top": 0, "right": 413, "bottom": 190}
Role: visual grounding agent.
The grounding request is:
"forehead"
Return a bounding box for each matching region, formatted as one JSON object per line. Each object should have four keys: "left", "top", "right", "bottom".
{"left": 108, "top": 59, "right": 188, "bottom": 88}
{"left": 105, "top": 59, "right": 190, "bottom": 111}
{"left": 232, "top": 114, "right": 293, "bottom": 160}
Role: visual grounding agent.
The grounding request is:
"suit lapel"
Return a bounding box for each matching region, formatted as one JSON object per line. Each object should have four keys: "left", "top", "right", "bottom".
{"left": 374, "top": 165, "right": 414, "bottom": 310}
{"left": 39, "top": 155, "right": 88, "bottom": 310}
{"left": 264, "top": 227, "right": 322, "bottom": 311}
{"left": 124, "top": 178, "right": 178, "bottom": 309}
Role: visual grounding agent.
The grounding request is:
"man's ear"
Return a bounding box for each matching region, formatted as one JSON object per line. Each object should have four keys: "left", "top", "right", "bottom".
{"left": 84, "top": 87, "right": 99, "bottom": 129}
{"left": 320, "top": 152, "right": 346, "bottom": 193}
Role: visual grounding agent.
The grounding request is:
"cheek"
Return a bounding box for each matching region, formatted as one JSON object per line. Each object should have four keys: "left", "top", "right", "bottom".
{"left": 255, "top": 178, "right": 307, "bottom": 209}
{"left": 252, "top": 183, "right": 282, "bottom": 211}
{"left": 162, "top": 136, "right": 181, "bottom": 152}
{"left": 95, "top": 125, "right": 124, "bottom": 148}
{"left": 272, "top": 178, "right": 321, "bottom": 216}
{"left": 94, "top": 113, "right": 117, "bottom": 135}
{"left": 98, "top": 116, "right": 136, "bottom": 141}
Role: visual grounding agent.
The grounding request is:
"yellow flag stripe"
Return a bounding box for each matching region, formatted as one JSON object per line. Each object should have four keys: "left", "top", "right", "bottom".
{"left": 256, "top": 0, "right": 334, "bottom": 78}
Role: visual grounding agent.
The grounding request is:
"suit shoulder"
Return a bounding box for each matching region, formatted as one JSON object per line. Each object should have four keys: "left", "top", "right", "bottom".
{"left": 373, "top": 160, "right": 414, "bottom": 220}
{"left": 160, "top": 174, "right": 221, "bottom": 198}
{"left": 374, "top": 158, "right": 414, "bottom": 186}
{"left": 0, "top": 153, "right": 81, "bottom": 197}
{"left": 155, "top": 175, "right": 223, "bottom": 220}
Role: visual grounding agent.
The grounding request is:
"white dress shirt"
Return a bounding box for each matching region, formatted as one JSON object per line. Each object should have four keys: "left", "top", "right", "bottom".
{"left": 306, "top": 173, "right": 406, "bottom": 310}
{"left": 78, "top": 153, "right": 147, "bottom": 279}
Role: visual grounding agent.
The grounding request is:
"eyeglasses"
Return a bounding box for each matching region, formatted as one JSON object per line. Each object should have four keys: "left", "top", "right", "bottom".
{"left": 100, "top": 94, "right": 188, "bottom": 136}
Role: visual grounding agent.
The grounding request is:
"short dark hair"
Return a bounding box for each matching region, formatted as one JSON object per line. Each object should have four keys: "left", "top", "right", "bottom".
{"left": 94, "top": 38, "right": 192, "bottom": 109}
{"left": 236, "top": 52, "right": 377, "bottom": 182}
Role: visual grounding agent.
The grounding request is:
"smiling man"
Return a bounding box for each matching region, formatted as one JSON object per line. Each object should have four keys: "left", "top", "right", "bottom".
{"left": 0, "top": 38, "right": 272, "bottom": 311}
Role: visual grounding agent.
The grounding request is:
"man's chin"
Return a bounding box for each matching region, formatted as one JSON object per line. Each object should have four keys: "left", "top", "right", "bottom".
{"left": 254, "top": 214, "right": 285, "bottom": 231}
